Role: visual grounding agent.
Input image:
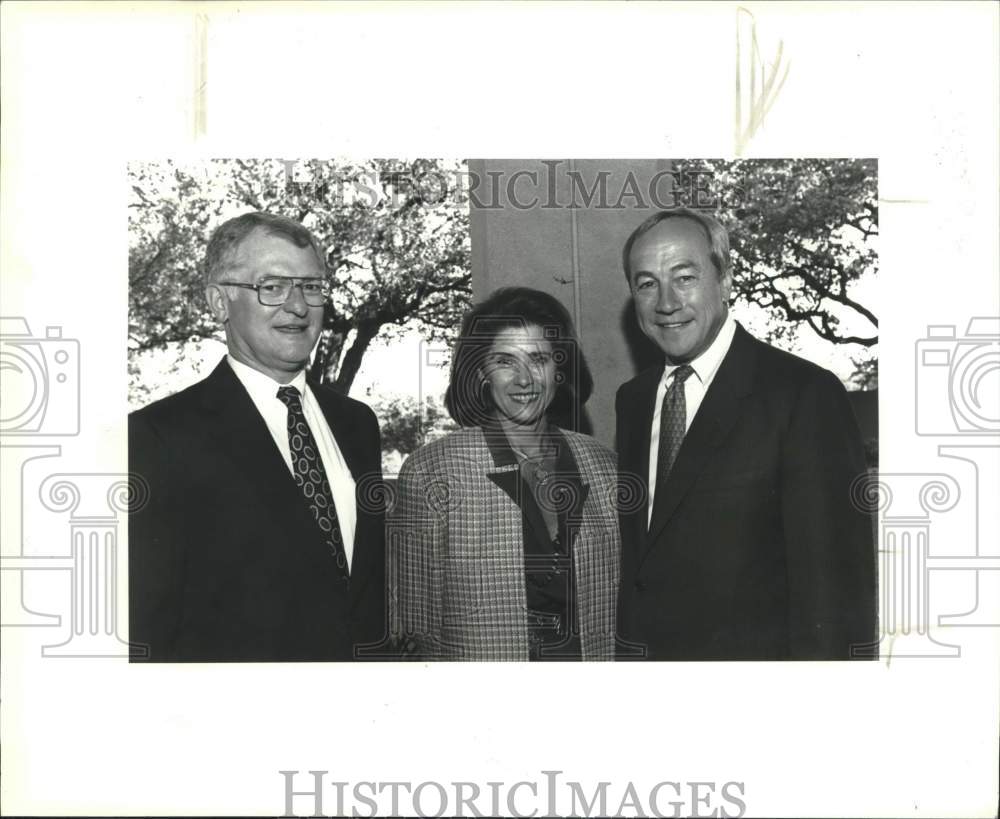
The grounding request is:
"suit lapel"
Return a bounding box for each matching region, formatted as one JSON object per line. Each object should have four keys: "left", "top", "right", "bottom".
{"left": 556, "top": 433, "right": 591, "bottom": 543}
{"left": 520, "top": 431, "right": 593, "bottom": 549}
{"left": 198, "top": 361, "right": 322, "bottom": 547}
{"left": 311, "top": 385, "right": 369, "bottom": 483}
{"left": 563, "top": 474, "right": 590, "bottom": 531}
{"left": 622, "top": 367, "right": 662, "bottom": 552}
{"left": 479, "top": 423, "right": 543, "bottom": 547}
{"left": 645, "top": 325, "right": 758, "bottom": 551}
{"left": 204, "top": 361, "right": 380, "bottom": 606}
{"left": 487, "top": 467, "right": 532, "bottom": 520}
{"left": 482, "top": 425, "right": 591, "bottom": 551}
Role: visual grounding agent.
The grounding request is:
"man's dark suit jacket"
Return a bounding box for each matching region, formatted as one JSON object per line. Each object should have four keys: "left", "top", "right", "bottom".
{"left": 128, "top": 359, "right": 387, "bottom": 662}
{"left": 616, "top": 324, "right": 876, "bottom": 661}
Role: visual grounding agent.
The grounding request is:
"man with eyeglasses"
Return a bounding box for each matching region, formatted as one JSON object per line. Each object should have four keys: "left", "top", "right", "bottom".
{"left": 129, "top": 212, "right": 387, "bottom": 661}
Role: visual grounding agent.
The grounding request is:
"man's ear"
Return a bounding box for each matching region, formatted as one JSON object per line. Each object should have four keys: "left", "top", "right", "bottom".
{"left": 720, "top": 268, "right": 734, "bottom": 304}
{"left": 205, "top": 283, "right": 230, "bottom": 324}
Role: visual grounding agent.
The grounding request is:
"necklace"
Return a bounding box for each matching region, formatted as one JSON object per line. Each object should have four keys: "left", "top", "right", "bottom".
{"left": 511, "top": 444, "right": 557, "bottom": 485}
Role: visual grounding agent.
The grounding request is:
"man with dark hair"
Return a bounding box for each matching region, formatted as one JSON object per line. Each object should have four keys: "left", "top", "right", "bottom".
{"left": 129, "top": 212, "right": 387, "bottom": 661}
{"left": 615, "top": 208, "right": 876, "bottom": 660}
{"left": 390, "top": 286, "right": 619, "bottom": 660}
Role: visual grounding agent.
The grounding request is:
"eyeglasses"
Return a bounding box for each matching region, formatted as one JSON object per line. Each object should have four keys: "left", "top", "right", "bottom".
{"left": 217, "top": 277, "right": 329, "bottom": 306}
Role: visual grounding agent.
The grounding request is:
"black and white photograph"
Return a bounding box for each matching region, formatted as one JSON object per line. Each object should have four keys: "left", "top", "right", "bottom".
{"left": 126, "top": 157, "right": 879, "bottom": 664}
{"left": 2, "top": 3, "right": 998, "bottom": 818}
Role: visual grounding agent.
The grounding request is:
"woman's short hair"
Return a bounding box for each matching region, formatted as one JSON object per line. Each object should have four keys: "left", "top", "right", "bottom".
{"left": 444, "top": 286, "right": 594, "bottom": 430}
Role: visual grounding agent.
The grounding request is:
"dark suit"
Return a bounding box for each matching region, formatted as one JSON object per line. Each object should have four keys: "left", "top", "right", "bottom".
{"left": 616, "top": 324, "right": 876, "bottom": 660}
{"left": 128, "top": 359, "right": 387, "bottom": 661}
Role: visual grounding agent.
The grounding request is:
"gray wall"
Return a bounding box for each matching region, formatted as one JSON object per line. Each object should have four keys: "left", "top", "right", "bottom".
{"left": 469, "top": 159, "right": 672, "bottom": 448}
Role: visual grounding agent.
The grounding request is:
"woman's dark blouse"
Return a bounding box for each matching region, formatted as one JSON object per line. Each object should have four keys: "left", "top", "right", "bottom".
{"left": 484, "top": 424, "right": 585, "bottom": 661}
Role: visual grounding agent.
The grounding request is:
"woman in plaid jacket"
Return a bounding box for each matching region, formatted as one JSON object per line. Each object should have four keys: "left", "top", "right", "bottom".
{"left": 388, "top": 287, "right": 621, "bottom": 660}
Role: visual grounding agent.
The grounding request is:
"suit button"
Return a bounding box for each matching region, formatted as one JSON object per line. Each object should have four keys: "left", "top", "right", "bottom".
{"left": 634, "top": 581, "right": 646, "bottom": 592}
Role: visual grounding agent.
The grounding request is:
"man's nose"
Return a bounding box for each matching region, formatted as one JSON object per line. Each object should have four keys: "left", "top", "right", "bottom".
{"left": 282, "top": 283, "right": 309, "bottom": 315}
{"left": 656, "top": 283, "right": 682, "bottom": 313}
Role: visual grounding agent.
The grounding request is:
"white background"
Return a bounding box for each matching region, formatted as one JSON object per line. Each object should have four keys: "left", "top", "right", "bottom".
{"left": 2, "top": 2, "right": 998, "bottom": 817}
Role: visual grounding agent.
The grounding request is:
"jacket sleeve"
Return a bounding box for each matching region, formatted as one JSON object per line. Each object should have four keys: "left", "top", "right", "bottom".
{"left": 780, "top": 369, "right": 877, "bottom": 659}
{"left": 128, "top": 411, "right": 185, "bottom": 661}
{"left": 387, "top": 452, "right": 449, "bottom": 660}
{"left": 350, "top": 403, "right": 393, "bottom": 659}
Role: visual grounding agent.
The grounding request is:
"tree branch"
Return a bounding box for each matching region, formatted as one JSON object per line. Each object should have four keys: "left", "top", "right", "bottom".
{"left": 779, "top": 266, "right": 879, "bottom": 327}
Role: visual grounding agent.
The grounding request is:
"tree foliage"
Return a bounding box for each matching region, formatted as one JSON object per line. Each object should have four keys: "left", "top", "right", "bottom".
{"left": 372, "top": 395, "right": 456, "bottom": 457}
{"left": 674, "top": 158, "right": 878, "bottom": 349}
{"left": 128, "top": 158, "right": 471, "bottom": 395}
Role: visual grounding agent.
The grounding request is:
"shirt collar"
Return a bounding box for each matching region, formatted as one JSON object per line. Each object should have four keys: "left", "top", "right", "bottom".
{"left": 226, "top": 354, "right": 308, "bottom": 402}
{"left": 660, "top": 311, "right": 737, "bottom": 386}
{"left": 480, "top": 418, "right": 576, "bottom": 474}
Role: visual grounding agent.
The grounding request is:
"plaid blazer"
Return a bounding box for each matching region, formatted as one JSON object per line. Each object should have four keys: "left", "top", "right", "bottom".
{"left": 388, "top": 426, "right": 620, "bottom": 661}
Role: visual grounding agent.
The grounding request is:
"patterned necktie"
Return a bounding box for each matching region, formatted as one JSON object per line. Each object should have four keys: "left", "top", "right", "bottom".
{"left": 653, "top": 364, "right": 695, "bottom": 508}
{"left": 276, "top": 385, "right": 349, "bottom": 580}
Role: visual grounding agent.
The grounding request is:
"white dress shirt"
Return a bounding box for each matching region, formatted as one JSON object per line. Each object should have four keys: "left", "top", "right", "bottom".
{"left": 227, "top": 356, "right": 357, "bottom": 569}
{"left": 647, "top": 313, "right": 737, "bottom": 526}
